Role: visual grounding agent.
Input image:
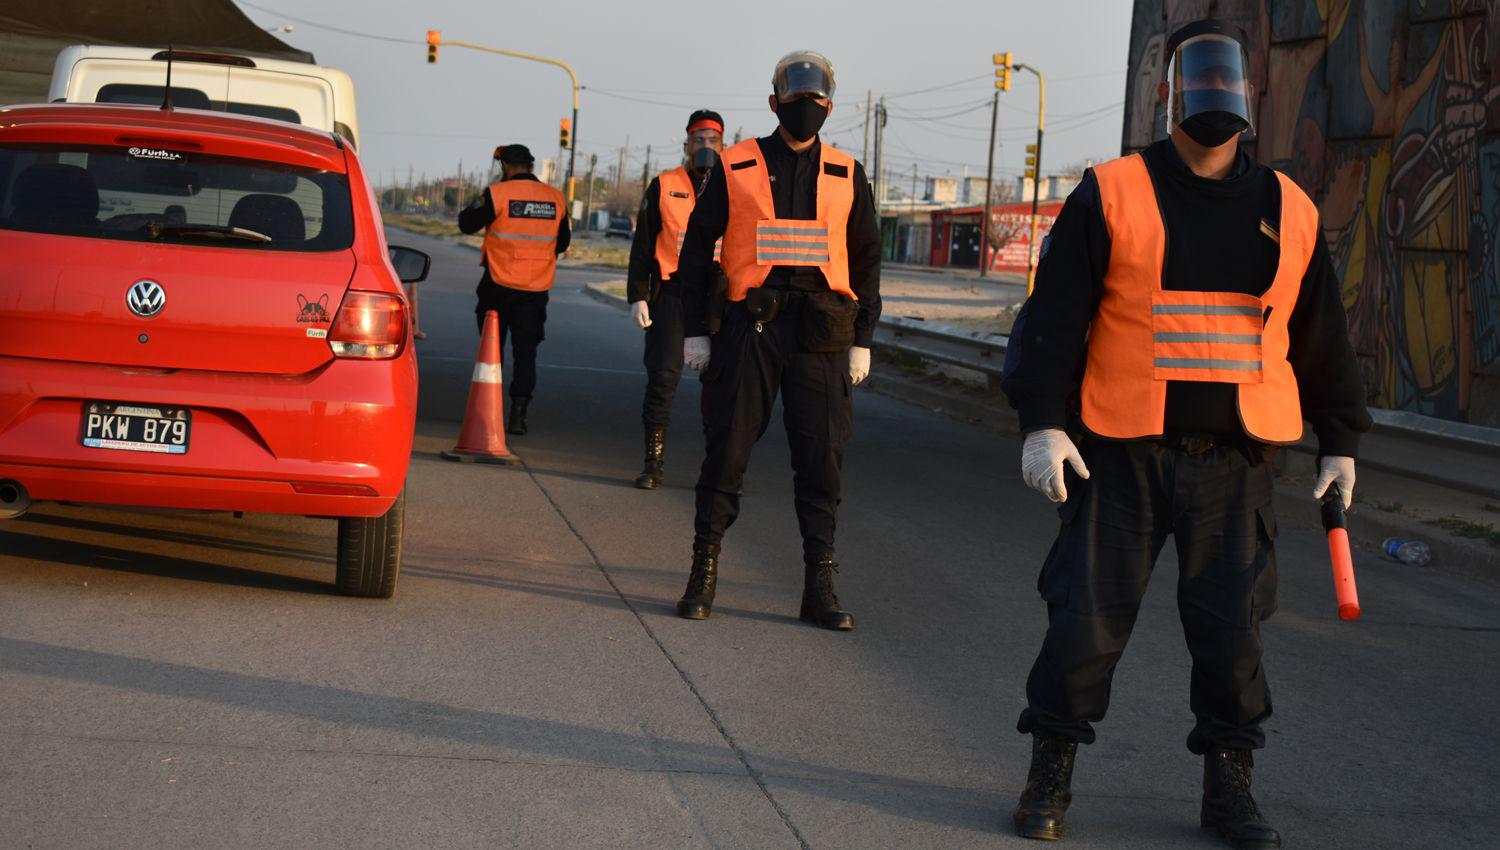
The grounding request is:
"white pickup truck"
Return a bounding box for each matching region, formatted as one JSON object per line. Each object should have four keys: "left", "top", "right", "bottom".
{"left": 48, "top": 45, "right": 360, "bottom": 150}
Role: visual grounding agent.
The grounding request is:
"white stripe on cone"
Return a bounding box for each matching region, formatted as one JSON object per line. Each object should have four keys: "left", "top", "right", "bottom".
{"left": 473, "top": 362, "right": 502, "bottom": 384}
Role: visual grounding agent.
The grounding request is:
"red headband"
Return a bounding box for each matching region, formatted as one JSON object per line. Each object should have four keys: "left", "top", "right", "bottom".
{"left": 687, "top": 118, "right": 724, "bottom": 135}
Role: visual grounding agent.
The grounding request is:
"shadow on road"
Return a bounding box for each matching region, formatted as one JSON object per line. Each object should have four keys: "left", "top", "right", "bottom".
{"left": 0, "top": 636, "right": 1004, "bottom": 832}
{"left": 0, "top": 527, "right": 334, "bottom": 596}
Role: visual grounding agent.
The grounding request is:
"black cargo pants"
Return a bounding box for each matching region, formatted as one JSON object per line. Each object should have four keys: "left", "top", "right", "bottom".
{"left": 1017, "top": 439, "right": 1279, "bottom": 754}
{"left": 641, "top": 282, "right": 686, "bottom": 430}
{"left": 693, "top": 304, "right": 853, "bottom": 560}
{"left": 475, "top": 281, "right": 548, "bottom": 400}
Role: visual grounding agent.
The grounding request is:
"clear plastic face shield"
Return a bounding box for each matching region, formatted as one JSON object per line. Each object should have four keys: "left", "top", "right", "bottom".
{"left": 1167, "top": 34, "right": 1253, "bottom": 133}
{"left": 773, "top": 56, "right": 835, "bottom": 102}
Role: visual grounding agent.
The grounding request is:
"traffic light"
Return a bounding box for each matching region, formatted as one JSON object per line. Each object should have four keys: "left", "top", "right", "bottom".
{"left": 426, "top": 30, "right": 440, "bottom": 64}
{"left": 994, "top": 52, "right": 1013, "bottom": 92}
{"left": 559, "top": 118, "right": 571, "bottom": 150}
{"left": 1025, "top": 143, "right": 1038, "bottom": 179}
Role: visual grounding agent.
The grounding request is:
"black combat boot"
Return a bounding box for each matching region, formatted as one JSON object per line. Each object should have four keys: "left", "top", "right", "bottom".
{"left": 507, "top": 397, "right": 530, "bottom": 435}
{"left": 1201, "top": 749, "right": 1281, "bottom": 849}
{"left": 1012, "top": 731, "right": 1077, "bottom": 841}
{"left": 676, "top": 544, "right": 719, "bottom": 620}
{"left": 799, "top": 555, "right": 853, "bottom": 630}
{"left": 635, "top": 428, "right": 666, "bottom": 490}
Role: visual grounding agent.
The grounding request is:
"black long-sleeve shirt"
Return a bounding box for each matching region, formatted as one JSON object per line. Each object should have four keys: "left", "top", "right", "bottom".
{"left": 1001, "top": 139, "right": 1371, "bottom": 457}
{"left": 677, "top": 132, "right": 883, "bottom": 345}
{"left": 626, "top": 176, "right": 666, "bottom": 303}
{"left": 457, "top": 173, "right": 571, "bottom": 279}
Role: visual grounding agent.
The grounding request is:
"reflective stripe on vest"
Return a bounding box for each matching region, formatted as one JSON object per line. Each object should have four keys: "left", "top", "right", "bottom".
{"left": 1077, "top": 153, "right": 1319, "bottom": 444}
{"left": 718, "top": 138, "right": 856, "bottom": 302}
{"left": 655, "top": 168, "right": 723, "bottom": 277}
{"left": 482, "top": 179, "right": 565, "bottom": 292}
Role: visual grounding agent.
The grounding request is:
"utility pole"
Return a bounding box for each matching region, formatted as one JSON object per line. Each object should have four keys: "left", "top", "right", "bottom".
{"left": 981, "top": 90, "right": 999, "bottom": 277}
{"left": 862, "top": 88, "right": 872, "bottom": 166}
{"left": 584, "top": 153, "right": 598, "bottom": 228}
{"left": 872, "top": 96, "right": 887, "bottom": 215}
{"left": 616, "top": 136, "right": 628, "bottom": 191}
{"left": 640, "top": 144, "right": 652, "bottom": 190}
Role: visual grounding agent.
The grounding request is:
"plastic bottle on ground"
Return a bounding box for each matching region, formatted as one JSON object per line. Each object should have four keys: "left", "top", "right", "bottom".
{"left": 1382, "top": 538, "right": 1432, "bottom": 566}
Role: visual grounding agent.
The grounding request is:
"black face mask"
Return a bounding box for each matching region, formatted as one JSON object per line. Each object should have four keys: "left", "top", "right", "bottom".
{"left": 775, "top": 97, "right": 829, "bottom": 142}
{"left": 1178, "top": 110, "right": 1247, "bottom": 147}
{"left": 690, "top": 146, "right": 719, "bottom": 173}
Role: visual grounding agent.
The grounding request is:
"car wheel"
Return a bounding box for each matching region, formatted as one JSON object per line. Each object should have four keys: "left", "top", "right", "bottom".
{"left": 336, "top": 488, "right": 404, "bottom": 598}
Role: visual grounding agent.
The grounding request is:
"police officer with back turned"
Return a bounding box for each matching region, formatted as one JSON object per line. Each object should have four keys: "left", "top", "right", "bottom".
{"left": 459, "top": 144, "right": 570, "bottom": 436}
{"left": 674, "top": 50, "right": 882, "bottom": 631}
{"left": 1000, "top": 20, "right": 1370, "bottom": 848}
{"left": 626, "top": 110, "right": 726, "bottom": 490}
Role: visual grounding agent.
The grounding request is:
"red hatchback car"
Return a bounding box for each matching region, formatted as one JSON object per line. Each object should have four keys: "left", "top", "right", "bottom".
{"left": 0, "top": 103, "right": 424, "bottom": 597}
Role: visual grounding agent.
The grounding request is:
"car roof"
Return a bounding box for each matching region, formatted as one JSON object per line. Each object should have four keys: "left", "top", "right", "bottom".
{"left": 0, "top": 102, "right": 347, "bottom": 172}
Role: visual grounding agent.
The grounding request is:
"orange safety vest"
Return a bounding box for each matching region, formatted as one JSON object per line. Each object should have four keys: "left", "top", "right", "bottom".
{"left": 653, "top": 166, "right": 719, "bottom": 279}
{"left": 1078, "top": 153, "right": 1318, "bottom": 445}
{"left": 482, "top": 179, "right": 566, "bottom": 291}
{"left": 718, "top": 138, "right": 856, "bottom": 302}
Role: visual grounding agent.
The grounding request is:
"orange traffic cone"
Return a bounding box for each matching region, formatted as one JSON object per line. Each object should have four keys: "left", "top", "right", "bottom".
{"left": 441, "top": 310, "right": 520, "bottom": 465}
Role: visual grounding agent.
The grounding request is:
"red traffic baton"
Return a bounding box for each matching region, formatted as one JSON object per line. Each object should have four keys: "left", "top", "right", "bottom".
{"left": 1320, "top": 484, "right": 1361, "bottom": 621}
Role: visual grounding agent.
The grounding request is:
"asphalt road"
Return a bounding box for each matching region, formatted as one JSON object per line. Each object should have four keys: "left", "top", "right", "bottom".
{"left": 1, "top": 228, "right": 1496, "bottom": 849}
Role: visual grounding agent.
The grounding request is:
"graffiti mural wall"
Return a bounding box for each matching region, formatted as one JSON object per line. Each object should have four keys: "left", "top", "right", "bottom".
{"left": 1122, "top": 0, "right": 1500, "bottom": 426}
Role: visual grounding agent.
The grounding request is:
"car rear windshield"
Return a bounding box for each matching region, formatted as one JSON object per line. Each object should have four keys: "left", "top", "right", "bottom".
{"left": 0, "top": 143, "right": 353, "bottom": 252}
{"left": 95, "top": 84, "right": 303, "bottom": 125}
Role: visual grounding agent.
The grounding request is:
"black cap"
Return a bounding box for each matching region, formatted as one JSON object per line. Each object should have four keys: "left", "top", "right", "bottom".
{"left": 686, "top": 109, "right": 724, "bottom": 134}
{"left": 495, "top": 144, "right": 535, "bottom": 165}
{"left": 1165, "top": 18, "right": 1249, "bottom": 61}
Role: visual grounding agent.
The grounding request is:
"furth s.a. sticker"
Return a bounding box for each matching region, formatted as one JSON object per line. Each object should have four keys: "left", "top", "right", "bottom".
{"left": 296, "top": 293, "right": 331, "bottom": 323}
{"left": 508, "top": 200, "right": 558, "bottom": 220}
{"left": 127, "top": 146, "right": 182, "bottom": 162}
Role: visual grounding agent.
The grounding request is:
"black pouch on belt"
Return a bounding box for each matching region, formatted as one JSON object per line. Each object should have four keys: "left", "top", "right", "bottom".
{"left": 744, "top": 287, "right": 783, "bottom": 323}
{"left": 798, "top": 291, "right": 858, "bottom": 353}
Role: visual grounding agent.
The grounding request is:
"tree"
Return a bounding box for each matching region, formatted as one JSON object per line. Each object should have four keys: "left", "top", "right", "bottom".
{"left": 983, "top": 181, "right": 1026, "bottom": 254}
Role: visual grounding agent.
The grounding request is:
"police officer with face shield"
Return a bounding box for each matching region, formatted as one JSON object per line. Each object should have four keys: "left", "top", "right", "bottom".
{"left": 1000, "top": 20, "right": 1370, "bottom": 848}
{"left": 672, "top": 51, "right": 882, "bottom": 630}
{"left": 626, "top": 110, "right": 726, "bottom": 490}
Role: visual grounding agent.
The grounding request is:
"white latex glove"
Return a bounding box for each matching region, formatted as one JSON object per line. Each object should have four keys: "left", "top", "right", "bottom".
{"left": 1312, "top": 456, "right": 1356, "bottom": 510}
{"left": 1021, "top": 428, "right": 1090, "bottom": 503}
{"left": 684, "top": 336, "right": 711, "bottom": 373}
{"left": 631, "top": 300, "right": 652, "bottom": 329}
{"left": 849, "top": 346, "right": 871, "bottom": 385}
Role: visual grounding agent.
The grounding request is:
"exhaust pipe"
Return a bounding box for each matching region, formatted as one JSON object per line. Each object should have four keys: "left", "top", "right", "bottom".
{"left": 0, "top": 479, "right": 31, "bottom": 519}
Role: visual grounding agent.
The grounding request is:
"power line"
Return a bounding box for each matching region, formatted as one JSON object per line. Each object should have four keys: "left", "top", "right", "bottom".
{"left": 237, "top": 1, "right": 417, "bottom": 44}
{"left": 883, "top": 72, "right": 992, "bottom": 99}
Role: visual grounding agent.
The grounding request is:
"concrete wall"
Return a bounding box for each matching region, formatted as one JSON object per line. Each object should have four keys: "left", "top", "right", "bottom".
{"left": 1123, "top": 0, "right": 1500, "bottom": 427}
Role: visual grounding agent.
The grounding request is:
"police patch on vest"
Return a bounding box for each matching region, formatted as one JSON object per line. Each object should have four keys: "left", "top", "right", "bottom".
{"left": 508, "top": 200, "right": 558, "bottom": 219}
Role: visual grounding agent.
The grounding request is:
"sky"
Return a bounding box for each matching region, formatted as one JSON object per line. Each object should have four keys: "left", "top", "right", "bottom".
{"left": 235, "top": 0, "right": 1135, "bottom": 194}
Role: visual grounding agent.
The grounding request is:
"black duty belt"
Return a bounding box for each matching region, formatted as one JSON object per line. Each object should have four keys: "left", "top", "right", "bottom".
{"left": 1156, "top": 434, "right": 1275, "bottom": 464}
{"left": 1157, "top": 434, "right": 1242, "bottom": 455}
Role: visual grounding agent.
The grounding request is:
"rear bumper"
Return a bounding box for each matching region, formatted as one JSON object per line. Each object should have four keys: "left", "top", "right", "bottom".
{"left": 0, "top": 353, "right": 416, "bottom": 519}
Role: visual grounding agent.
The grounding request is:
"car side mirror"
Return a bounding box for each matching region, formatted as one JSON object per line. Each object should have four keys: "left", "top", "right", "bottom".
{"left": 388, "top": 245, "right": 431, "bottom": 284}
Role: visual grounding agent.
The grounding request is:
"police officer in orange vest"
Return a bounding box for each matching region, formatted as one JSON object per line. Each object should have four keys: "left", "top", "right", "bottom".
{"left": 674, "top": 51, "right": 882, "bottom": 630}
{"left": 1000, "top": 21, "right": 1369, "bottom": 848}
{"left": 458, "top": 144, "right": 570, "bottom": 435}
{"left": 626, "top": 110, "right": 726, "bottom": 490}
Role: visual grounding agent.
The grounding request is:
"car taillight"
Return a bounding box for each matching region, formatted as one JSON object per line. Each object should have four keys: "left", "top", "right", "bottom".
{"left": 328, "top": 291, "right": 407, "bottom": 359}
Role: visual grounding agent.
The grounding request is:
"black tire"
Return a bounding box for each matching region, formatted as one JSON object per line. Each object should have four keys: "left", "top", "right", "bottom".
{"left": 336, "top": 488, "right": 404, "bottom": 598}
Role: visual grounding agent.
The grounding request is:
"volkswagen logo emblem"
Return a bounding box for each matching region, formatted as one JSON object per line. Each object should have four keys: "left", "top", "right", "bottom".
{"left": 126, "top": 280, "right": 166, "bottom": 318}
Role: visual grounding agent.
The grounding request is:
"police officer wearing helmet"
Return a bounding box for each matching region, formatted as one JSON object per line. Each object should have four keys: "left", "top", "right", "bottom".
{"left": 458, "top": 144, "right": 570, "bottom": 436}
{"left": 626, "top": 110, "right": 726, "bottom": 490}
{"left": 1000, "top": 20, "right": 1369, "bottom": 848}
{"left": 673, "top": 50, "right": 882, "bottom": 631}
